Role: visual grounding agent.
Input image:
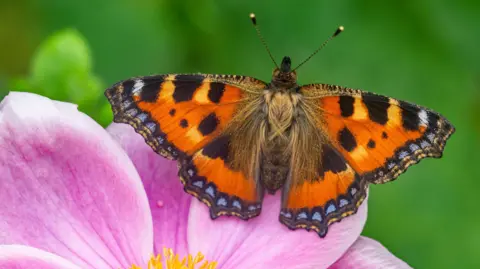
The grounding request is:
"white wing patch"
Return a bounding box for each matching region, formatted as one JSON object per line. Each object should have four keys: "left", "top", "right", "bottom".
{"left": 418, "top": 110, "right": 429, "bottom": 127}
{"left": 132, "top": 79, "right": 145, "bottom": 94}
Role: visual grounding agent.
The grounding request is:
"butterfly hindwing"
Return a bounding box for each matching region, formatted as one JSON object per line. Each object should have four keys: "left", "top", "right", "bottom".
{"left": 301, "top": 84, "right": 455, "bottom": 184}
{"left": 105, "top": 74, "right": 266, "bottom": 159}
{"left": 106, "top": 74, "right": 267, "bottom": 219}
{"left": 179, "top": 135, "right": 264, "bottom": 219}
{"left": 280, "top": 144, "right": 367, "bottom": 237}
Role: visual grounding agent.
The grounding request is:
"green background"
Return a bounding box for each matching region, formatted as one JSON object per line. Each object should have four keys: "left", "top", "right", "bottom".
{"left": 1, "top": 1, "right": 479, "bottom": 268}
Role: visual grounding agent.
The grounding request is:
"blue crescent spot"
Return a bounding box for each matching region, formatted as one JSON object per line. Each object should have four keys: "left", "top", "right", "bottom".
{"left": 388, "top": 162, "right": 396, "bottom": 169}
{"left": 126, "top": 108, "right": 138, "bottom": 117}
{"left": 409, "top": 143, "right": 420, "bottom": 152}
{"left": 232, "top": 200, "right": 242, "bottom": 209}
{"left": 122, "top": 100, "right": 133, "bottom": 108}
{"left": 312, "top": 212, "right": 322, "bottom": 222}
{"left": 146, "top": 122, "right": 156, "bottom": 132}
{"left": 205, "top": 186, "right": 215, "bottom": 198}
{"left": 398, "top": 151, "right": 409, "bottom": 159}
{"left": 339, "top": 199, "right": 349, "bottom": 207}
{"left": 137, "top": 113, "right": 148, "bottom": 122}
{"left": 296, "top": 212, "right": 308, "bottom": 220}
{"left": 192, "top": 180, "right": 203, "bottom": 188}
{"left": 427, "top": 133, "right": 435, "bottom": 143}
{"left": 216, "top": 197, "right": 227, "bottom": 206}
{"left": 325, "top": 203, "right": 337, "bottom": 215}
{"left": 420, "top": 140, "right": 431, "bottom": 149}
{"left": 281, "top": 211, "right": 292, "bottom": 218}
{"left": 350, "top": 187, "right": 357, "bottom": 196}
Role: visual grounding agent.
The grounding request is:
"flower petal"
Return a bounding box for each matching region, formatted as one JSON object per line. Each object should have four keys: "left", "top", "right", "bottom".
{"left": 0, "top": 92, "right": 153, "bottom": 268}
{"left": 329, "top": 236, "right": 412, "bottom": 269}
{"left": 0, "top": 245, "right": 82, "bottom": 269}
{"left": 107, "top": 123, "right": 191, "bottom": 256}
{"left": 188, "top": 192, "right": 368, "bottom": 269}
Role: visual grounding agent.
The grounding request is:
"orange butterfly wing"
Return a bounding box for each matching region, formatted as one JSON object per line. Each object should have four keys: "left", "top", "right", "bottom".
{"left": 280, "top": 144, "right": 367, "bottom": 237}
{"left": 306, "top": 84, "right": 455, "bottom": 183}
{"left": 179, "top": 135, "right": 263, "bottom": 219}
{"left": 105, "top": 74, "right": 266, "bottom": 219}
{"left": 280, "top": 84, "right": 454, "bottom": 237}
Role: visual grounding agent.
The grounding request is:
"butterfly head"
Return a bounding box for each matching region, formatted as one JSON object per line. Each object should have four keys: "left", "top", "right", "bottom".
{"left": 271, "top": 56, "right": 298, "bottom": 89}
{"left": 250, "top": 13, "right": 343, "bottom": 90}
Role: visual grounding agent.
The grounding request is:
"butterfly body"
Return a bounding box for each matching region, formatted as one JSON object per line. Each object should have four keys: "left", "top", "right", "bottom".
{"left": 227, "top": 56, "right": 325, "bottom": 195}
{"left": 105, "top": 56, "right": 454, "bottom": 237}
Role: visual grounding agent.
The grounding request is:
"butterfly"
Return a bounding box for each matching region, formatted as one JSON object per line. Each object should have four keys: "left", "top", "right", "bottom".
{"left": 105, "top": 14, "right": 455, "bottom": 238}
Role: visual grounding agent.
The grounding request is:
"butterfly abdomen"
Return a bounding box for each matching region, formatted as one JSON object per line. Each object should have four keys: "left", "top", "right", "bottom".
{"left": 261, "top": 138, "right": 291, "bottom": 194}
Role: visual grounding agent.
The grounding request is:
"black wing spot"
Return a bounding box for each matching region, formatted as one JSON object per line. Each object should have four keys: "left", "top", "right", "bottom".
{"left": 180, "top": 119, "right": 188, "bottom": 128}
{"left": 339, "top": 96, "right": 355, "bottom": 117}
{"left": 140, "top": 80, "right": 163, "bottom": 102}
{"left": 198, "top": 113, "right": 219, "bottom": 136}
{"left": 202, "top": 136, "right": 229, "bottom": 161}
{"left": 122, "top": 80, "right": 135, "bottom": 97}
{"left": 169, "top": 108, "right": 176, "bottom": 116}
{"left": 399, "top": 101, "right": 421, "bottom": 131}
{"left": 322, "top": 145, "right": 348, "bottom": 173}
{"left": 339, "top": 127, "right": 357, "bottom": 152}
{"left": 382, "top": 131, "right": 388, "bottom": 139}
{"left": 208, "top": 83, "right": 226, "bottom": 103}
{"left": 362, "top": 94, "right": 390, "bottom": 125}
{"left": 367, "top": 139, "right": 376, "bottom": 149}
{"left": 427, "top": 110, "right": 440, "bottom": 129}
{"left": 172, "top": 75, "right": 204, "bottom": 103}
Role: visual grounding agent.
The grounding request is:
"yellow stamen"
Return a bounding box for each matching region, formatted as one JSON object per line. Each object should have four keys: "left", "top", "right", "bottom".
{"left": 129, "top": 248, "right": 217, "bottom": 269}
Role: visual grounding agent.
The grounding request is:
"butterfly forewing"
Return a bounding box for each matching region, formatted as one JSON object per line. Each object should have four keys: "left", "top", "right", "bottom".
{"left": 105, "top": 73, "right": 267, "bottom": 219}
{"left": 301, "top": 83, "right": 455, "bottom": 184}
{"left": 106, "top": 74, "right": 261, "bottom": 159}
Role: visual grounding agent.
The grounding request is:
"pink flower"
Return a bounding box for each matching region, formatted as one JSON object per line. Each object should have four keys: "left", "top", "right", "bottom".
{"left": 0, "top": 92, "right": 411, "bottom": 268}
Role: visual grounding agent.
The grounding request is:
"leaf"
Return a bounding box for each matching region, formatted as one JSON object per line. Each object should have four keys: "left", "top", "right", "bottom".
{"left": 29, "top": 29, "right": 102, "bottom": 104}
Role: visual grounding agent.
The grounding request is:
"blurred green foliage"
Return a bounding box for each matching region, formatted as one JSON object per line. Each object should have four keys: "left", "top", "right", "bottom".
{"left": 8, "top": 29, "right": 109, "bottom": 125}
{"left": 1, "top": 0, "right": 479, "bottom": 268}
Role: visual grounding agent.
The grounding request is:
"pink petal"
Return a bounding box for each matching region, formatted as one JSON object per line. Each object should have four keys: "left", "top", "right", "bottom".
{"left": 329, "top": 236, "right": 412, "bottom": 269}
{"left": 107, "top": 123, "right": 190, "bottom": 256}
{"left": 0, "top": 92, "right": 153, "bottom": 268}
{"left": 0, "top": 245, "right": 82, "bottom": 269}
{"left": 188, "top": 192, "right": 368, "bottom": 268}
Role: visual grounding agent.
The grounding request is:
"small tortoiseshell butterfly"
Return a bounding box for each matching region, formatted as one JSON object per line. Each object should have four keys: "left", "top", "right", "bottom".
{"left": 105, "top": 14, "right": 455, "bottom": 237}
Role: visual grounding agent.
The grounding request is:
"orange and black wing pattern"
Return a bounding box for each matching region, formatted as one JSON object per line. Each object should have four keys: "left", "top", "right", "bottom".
{"left": 179, "top": 135, "right": 264, "bottom": 219}
{"left": 302, "top": 84, "right": 455, "bottom": 184}
{"left": 280, "top": 144, "right": 367, "bottom": 237}
{"left": 105, "top": 74, "right": 266, "bottom": 219}
{"left": 105, "top": 74, "right": 265, "bottom": 159}
{"left": 279, "top": 84, "right": 455, "bottom": 237}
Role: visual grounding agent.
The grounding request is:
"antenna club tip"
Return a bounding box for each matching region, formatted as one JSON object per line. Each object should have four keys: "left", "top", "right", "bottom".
{"left": 333, "top": 26, "right": 344, "bottom": 37}
{"left": 249, "top": 13, "right": 257, "bottom": 25}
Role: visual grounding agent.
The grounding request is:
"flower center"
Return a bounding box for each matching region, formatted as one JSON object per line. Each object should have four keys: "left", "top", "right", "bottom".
{"left": 130, "top": 248, "right": 217, "bottom": 269}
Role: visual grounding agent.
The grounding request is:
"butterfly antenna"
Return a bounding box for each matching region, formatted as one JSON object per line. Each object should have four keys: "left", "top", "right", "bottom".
{"left": 293, "top": 26, "right": 344, "bottom": 71}
{"left": 250, "top": 13, "right": 279, "bottom": 69}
